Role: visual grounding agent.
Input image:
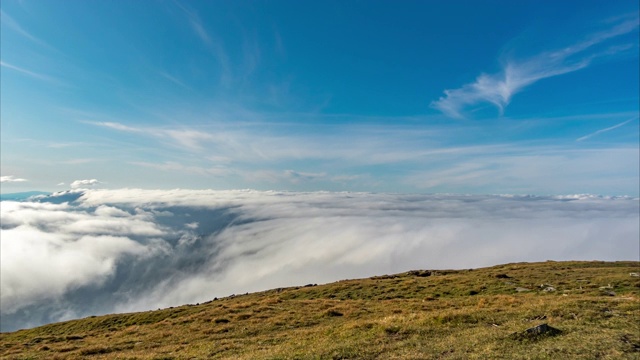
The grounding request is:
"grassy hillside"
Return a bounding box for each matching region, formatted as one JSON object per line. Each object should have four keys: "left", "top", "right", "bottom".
{"left": 1, "top": 261, "right": 639, "bottom": 359}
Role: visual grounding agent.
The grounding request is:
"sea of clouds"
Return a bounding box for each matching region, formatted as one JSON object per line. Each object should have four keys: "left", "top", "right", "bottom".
{"left": 1, "top": 189, "right": 638, "bottom": 331}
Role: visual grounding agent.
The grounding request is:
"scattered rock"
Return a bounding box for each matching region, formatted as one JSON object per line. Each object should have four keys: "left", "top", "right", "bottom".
{"left": 65, "top": 335, "right": 84, "bottom": 341}
{"left": 375, "top": 274, "right": 399, "bottom": 279}
{"left": 598, "top": 284, "right": 616, "bottom": 296}
{"left": 602, "top": 308, "right": 615, "bottom": 315}
{"left": 495, "top": 274, "right": 511, "bottom": 279}
{"left": 630, "top": 273, "right": 639, "bottom": 277}
{"left": 515, "top": 287, "right": 530, "bottom": 293}
{"left": 542, "top": 287, "right": 556, "bottom": 292}
{"left": 620, "top": 334, "right": 640, "bottom": 352}
{"left": 408, "top": 270, "right": 432, "bottom": 277}
{"left": 510, "top": 323, "right": 561, "bottom": 340}
{"left": 526, "top": 323, "right": 561, "bottom": 335}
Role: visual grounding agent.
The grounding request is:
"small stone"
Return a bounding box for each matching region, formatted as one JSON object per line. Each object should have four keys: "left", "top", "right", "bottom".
{"left": 542, "top": 286, "right": 556, "bottom": 292}
{"left": 511, "top": 323, "right": 561, "bottom": 340}
{"left": 409, "top": 270, "right": 432, "bottom": 277}
{"left": 515, "top": 287, "right": 530, "bottom": 292}
{"left": 630, "top": 273, "right": 639, "bottom": 277}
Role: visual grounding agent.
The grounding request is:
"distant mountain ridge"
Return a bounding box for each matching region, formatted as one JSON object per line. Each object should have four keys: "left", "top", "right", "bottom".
{"left": 0, "top": 191, "right": 50, "bottom": 201}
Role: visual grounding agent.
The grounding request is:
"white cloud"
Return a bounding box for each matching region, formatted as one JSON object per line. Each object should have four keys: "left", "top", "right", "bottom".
{"left": 0, "top": 175, "right": 28, "bottom": 183}
{"left": 0, "top": 200, "right": 168, "bottom": 316}
{"left": 1, "top": 189, "right": 637, "bottom": 331}
{"left": 431, "top": 15, "right": 639, "bottom": 118}
{"left": 1, "top": 228, "right": 147, "bottom": 313}
{"left": 70, "top": 179, "right": 101, "bottom": 189}
{"left": 92, "top": 121, "right": 141, "bottom": 132}
{"left": 162, "top": 129, "right": 216, "bottom": 151}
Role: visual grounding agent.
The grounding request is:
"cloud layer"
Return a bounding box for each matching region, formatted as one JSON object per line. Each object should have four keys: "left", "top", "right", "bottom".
{"left": 1, "top": 189, "right": 638, "bottom": 331}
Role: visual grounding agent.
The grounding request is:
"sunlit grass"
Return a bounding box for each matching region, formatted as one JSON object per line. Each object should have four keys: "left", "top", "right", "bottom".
{"left": 1, "top": 261, "right": 638, "bottom": 359}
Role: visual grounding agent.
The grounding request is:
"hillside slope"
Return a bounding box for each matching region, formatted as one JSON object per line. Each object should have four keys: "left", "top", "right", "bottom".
{"left": 1, "top": 261, "right": 639, "bottom": 359}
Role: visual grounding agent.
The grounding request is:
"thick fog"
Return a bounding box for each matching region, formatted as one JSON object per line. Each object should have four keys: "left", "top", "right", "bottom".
{"left": 1, "top": 189, "right": 638, "bottom": 331}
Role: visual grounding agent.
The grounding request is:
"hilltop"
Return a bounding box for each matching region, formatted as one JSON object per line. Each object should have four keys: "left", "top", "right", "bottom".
{"left": 1, "top": 261, "right": 639, "bottom": 359}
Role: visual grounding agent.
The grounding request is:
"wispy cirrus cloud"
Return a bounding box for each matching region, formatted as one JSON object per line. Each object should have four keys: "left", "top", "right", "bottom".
{"left": 405, "top": 146, "right": 639, "bottom": 194}
{"left": 172, "top": 0, "right": 231, "bottom": 84}
{"left": 173, "top": 0, "right": 212, "bottom": 46}
{"left": 84, "top": 114, "right": 639, "bottom": 195}
{"left": 431, "top": 15, "right": 639, "bottom": 118}
{"left": 158, "top": 71, "right": 192, "bottom": 90}
{"left": 130, "top": 161, "right": 231, "bottom": 177}
{"left": 91, "top": 121, "right": 142, "bottom": 133}
{"left": 90, "top": 121, "right": 218, "bottom": 151}
{"left": 0, "top": 61, "right": 60, "bottom": 83}
{"left": 576, "top": 117, "right": 638, "bottom": 142}
{"left": 0, "top": 10, "right": 47, "bottom": 47}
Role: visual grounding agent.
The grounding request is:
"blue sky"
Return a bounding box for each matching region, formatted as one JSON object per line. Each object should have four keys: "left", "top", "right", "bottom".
{"left": 1, "top": 0, "right": 638, "bottom": 195}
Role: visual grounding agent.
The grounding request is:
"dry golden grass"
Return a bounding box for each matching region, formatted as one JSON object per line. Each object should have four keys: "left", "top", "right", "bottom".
{"left": 1, "top": 261, "right": 638, "bottom": 359}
